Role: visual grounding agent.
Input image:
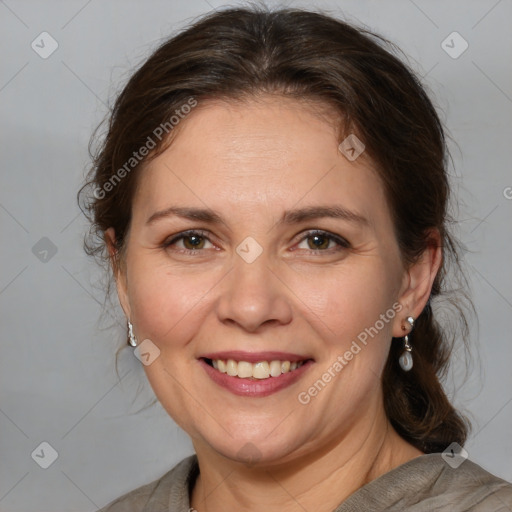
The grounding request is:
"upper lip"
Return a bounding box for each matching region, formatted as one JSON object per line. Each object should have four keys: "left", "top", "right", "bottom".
{"left": 200, "top": 351, "right": 313, "bottom": 364}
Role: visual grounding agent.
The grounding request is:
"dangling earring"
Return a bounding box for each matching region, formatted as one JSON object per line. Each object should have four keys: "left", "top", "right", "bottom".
{"left": 398, "top": 316, "right": 415, "bottom": 371}
{"left": 128, "top": 321, "right": 138, "bottom": 347}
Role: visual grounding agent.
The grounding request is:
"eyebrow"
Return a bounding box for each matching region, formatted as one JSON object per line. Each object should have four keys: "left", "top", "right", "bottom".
{"left": 146, "top": 205, "right": 369, "bottom": 228}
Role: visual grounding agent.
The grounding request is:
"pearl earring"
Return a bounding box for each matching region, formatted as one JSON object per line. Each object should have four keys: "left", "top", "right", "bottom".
{"left": 398, "top": 316, "right": 415, "bottom": 371}
{"left": 128, "top": 321, "right": 138, "bottom": 347}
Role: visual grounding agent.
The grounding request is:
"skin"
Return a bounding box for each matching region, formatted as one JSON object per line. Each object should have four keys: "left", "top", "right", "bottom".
{"left": 106, "top": 95, "right": 441, "bottom": 512}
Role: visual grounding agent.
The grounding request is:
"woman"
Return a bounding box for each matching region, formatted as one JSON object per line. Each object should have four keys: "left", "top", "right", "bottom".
{"left": 80, "top": 6, "right": 512, "bottom": 511}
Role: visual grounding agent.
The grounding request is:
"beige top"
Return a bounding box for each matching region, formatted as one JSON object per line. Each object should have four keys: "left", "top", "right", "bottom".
{"left": 98, "top": 453, "right": 512, "bottom": 511}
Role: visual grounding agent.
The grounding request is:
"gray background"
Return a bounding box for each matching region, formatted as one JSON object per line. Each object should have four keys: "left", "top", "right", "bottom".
{"left": 1, "top": 0, "right": 511, "bottom": 510}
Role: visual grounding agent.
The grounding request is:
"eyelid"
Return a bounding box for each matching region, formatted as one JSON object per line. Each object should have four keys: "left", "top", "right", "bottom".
{"left": 293, "top": 229, "right": 350, "bottom": 251}
{"left": 162, "top": 228, "right": 350, "bottom": 253}
{"left": 163, "top": 229, "right": 214, "bottom": 249}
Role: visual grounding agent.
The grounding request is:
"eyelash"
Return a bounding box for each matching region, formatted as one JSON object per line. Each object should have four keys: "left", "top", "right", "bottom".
{"left": 162, "top": 229, "right": 350, "bottom": 255}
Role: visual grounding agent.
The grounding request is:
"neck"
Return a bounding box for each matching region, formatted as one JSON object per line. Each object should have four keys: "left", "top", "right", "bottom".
{"left": 190, "top": 409, "right": 423, "bottom": 512}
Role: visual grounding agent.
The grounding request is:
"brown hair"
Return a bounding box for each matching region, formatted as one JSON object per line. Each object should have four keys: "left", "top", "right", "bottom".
{"left": 79, "top": 6, "right": 473, "bottom": 453}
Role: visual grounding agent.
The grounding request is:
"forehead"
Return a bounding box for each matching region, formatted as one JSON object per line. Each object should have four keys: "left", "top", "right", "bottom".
{"left": 133, "top": 96, "right": 387, "bottom": 226}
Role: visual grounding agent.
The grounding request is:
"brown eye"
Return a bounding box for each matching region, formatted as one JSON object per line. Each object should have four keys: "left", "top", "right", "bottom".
{"left": 182, "top": 234, "right": 206, "bottom": 250}
{"left": 307, "top": 233, "right": 330, "bottom": 250}
{"left": 296, "top": 230, "right": 350, "bottom": 253}
{"left": 163, "top": 230, "right": 213, "bottom": 253}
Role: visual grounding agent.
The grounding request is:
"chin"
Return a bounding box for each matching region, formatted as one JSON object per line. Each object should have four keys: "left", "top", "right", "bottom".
{"left": 197, "top": 430, "right": 303, "bottom": 468}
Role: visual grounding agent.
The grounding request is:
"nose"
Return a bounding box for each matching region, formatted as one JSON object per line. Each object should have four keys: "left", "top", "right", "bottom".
{"left": 215, "top": 250, "right": 293, "bottom": 332}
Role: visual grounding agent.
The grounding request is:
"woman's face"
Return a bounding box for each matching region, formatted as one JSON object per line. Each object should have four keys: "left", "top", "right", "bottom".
{"left": 111, "top": 96, "right": 413, "bottom": 465}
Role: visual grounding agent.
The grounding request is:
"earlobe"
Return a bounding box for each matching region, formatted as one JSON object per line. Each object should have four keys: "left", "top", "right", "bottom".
{"left": 104, "top": 228, "right": 131, "bottom": 319}
{"left": 393, "top": 230, "right": 442, "bottom": 337}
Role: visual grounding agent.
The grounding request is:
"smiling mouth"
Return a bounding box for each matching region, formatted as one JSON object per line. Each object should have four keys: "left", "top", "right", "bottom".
{"left": 202, "top": 357, "right": 312, "bottom": 380}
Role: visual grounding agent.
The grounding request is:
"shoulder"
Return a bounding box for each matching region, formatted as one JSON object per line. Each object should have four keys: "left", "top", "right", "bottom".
{"left": 337, "top": 453, "right": 512, "bottom": 511}
{"left": 96, "top": 454, "right": 198, "bottom": 512}
{"left": 393, "top": 453, "right": 512, "bottom": 511}
{"left": 432, "top": 455, "right": 512, "bottom": 511}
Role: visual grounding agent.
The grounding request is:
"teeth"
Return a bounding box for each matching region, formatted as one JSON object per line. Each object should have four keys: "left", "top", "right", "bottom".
{"left": 237, "top": 361, "right": 253, "bottom": 378}
{"left": 226, "top": 359, "right": 238, "bottom": 377}
{"left": 253, "top": 361, "right": 270, "bottom": 379}
{"left": 270, "top": 360, "right": 281, "bottom": 377}
{"left": 210, "top": 358, "right": 306, "bottom": 379}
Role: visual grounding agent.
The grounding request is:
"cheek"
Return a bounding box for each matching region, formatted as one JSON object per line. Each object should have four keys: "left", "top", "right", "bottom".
{"left": 126, "top": 247, "right": 401, "bottom": 360}
{"left": 287, "top": 262, "right": 398, "bottom": 345}
{"left": 126, "top": 260, "right": 222, "bottom": 347}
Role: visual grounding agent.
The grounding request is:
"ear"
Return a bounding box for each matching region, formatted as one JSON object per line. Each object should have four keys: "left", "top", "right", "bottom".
{"left": 392, "top": 229, "right": 442, "bottom": 337}
{"left": 105, "top": 227, "right": 131, "bottom": 320}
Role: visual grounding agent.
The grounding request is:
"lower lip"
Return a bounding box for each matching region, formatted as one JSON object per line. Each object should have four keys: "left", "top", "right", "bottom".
{"left": 198, "top": 359, "right": 314, "bottom": 397}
